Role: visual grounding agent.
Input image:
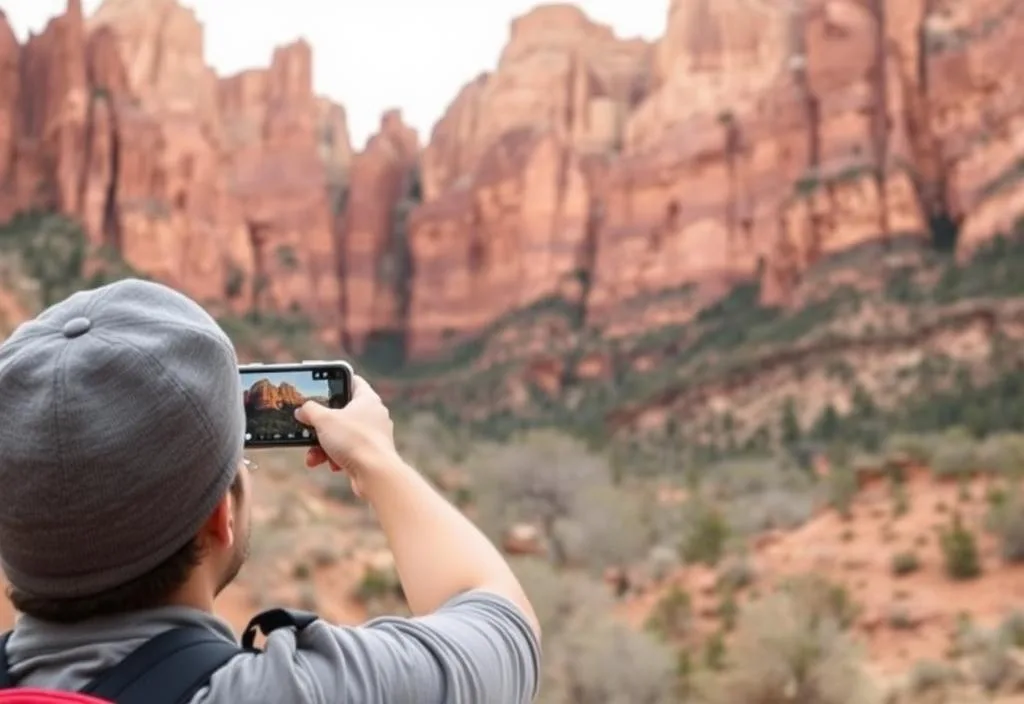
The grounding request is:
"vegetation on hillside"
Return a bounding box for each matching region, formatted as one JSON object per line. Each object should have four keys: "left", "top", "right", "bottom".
{"left": 0, "top": 212, "right": 141, "bottom": 310}
{"left": 368, "top": 217, "right": 1024, "bottom": 470}
{"left": 8, "top": 210, "right": 1024, "bottom": 472}
{"left": 379, "top": 410, "right": 1024, "bottom": 702}
{"left": 0, "top": 213, "right": 327, "bottom": 359}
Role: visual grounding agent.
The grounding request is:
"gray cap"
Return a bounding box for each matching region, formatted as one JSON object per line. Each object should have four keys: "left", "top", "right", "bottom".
{"left": 0, "top": 278, "right": 244, "bottom": 599}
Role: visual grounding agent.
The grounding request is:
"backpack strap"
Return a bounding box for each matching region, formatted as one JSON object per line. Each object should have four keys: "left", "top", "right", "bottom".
{"left": 0, "top": 631, "right": 14, "bottom": 688}
{"left": 83, "top": 609, "right": 318, "bottom": 703}
{"left": 80, "top": 627, "right": 241, "bottom": 704}
{"left": 0, "top": 609, "right": 320, "bottom": 704}
{"left": 240, "top": 608, "right": 318, "bottom": 650}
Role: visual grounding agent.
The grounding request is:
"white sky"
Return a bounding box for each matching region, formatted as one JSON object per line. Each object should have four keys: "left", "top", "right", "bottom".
{"left": 2, "top": 0, "right": 668, "bottom": 149}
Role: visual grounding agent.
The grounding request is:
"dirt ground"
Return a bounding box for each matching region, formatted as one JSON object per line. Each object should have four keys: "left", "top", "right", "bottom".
{"left": 2, "top": 451, "right": 1024, "bottom": 696}
{"left": 618, "top": 466, "right": 1024, "bottom": 681}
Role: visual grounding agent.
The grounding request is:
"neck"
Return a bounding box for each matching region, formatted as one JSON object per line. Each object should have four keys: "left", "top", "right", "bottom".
{"left": 166, "top": 571, "right": 217, "bottom": 613}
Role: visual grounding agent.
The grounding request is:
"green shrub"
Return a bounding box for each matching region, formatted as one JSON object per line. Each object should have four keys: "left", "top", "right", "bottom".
{"left": 826, "top": 464, "right": 858, "bottom": 519}
{"left": 645, "top": 584, "right": 692, "bottom": 641}
{"left": 891, "top": 482, "right": 910, "bottom": 518}
{"left": 931, "top": 436, "right": 979, "bottom": 478}
{"left": 940, "top": 512, "right": 982, "bottom": 580}
{"left": 703, "top": 630, "right": 727, "bottom": 670}
{"left": 977, "top": 433, "right": 1024, "bottom": 477}
{"left": 354, "top": 565, "right": 401, "bottom": 603}
{"left": 988, "top": 495, "right": 1024, "bottom": 563}
{"left": 987, "top": 485, "right": 1009, "bottom": 512}
{"left": 698, "top": 584, "right": 874, "bottom": 704}
{"left": 716, "top": 556, "right": 756, "bottom": 592}
{"left": 778, "top": 574, "right": 860, "bottom": 629}
{"left": 680, "top": 504, "right": 731, "bottom": 567}
{"left": 891, "top": 550, "right": 921, "bottom": 576}
{"left": 718, "top": 591, "right": 739, "bottom": 631}
{"left": 906, "top": 659, "right": 960, "bottom": 695}
{"left": 291, "top": 562, "right": 311, "bottom": 580}
{"left": 882, "top": 433, "right": 935, "bottom": 466}
{"left": 998, "top": 610, "right": 1024, "bottom": 648}
{"left": 887, "top": 605, "right": 916, "bottom": 630}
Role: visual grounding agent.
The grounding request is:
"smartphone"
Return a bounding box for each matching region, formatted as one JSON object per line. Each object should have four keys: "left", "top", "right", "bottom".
{"left": 240, "top": 361, "right": 353, "bottom": 449}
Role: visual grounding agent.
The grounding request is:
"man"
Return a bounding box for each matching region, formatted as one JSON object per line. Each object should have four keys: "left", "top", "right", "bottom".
{"left": 0, "top": 278, "right": 541, "bottom": 702}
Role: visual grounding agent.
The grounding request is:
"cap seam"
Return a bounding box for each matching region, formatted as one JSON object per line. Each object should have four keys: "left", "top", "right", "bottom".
{"left": 78, "top": 283, "right": 118, "bottom": 318}
{"left": 97, "top": 315, "right": 238, "bottom": 365}
{"left": 51, "top": 342, "right": 70, "bottom": 512}
{"left": 88, "top": 330, "right": 220, "bottom": 451}
{"left": 51, "top": 282, "right": 116, "bottom": 512}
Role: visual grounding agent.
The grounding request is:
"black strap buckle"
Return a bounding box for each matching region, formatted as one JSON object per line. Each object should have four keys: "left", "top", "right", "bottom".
{"left": 241, "top": 608, "right": 318, "bottom": 650}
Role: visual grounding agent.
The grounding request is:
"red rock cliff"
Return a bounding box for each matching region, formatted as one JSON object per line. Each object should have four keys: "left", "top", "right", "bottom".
{"left": 336, "top": 110, "right": 419, "bottom": 359}
{"left": 403, "top": 4, "right": 653, "bottom": 354}
{"left": 398, "top": 0, "right": 1024, "bottom": 353}
{"left": 0, "top": 0, "right": 351, "bottom": 341}
{"left": 3, "top": 0, "right": 1024, "bottom": 364}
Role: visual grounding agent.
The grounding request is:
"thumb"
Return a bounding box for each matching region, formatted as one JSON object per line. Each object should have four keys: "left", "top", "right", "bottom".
{"left": 295, "top": 399, "right": 330, "bottom": 426}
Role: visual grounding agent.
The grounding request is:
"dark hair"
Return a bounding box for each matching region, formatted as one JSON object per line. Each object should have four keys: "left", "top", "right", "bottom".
{"left": 9, "top": 536, "right": 205, "bottom": 624}
{"left": 9, "top": 471, "right": 244, "bottom": 624}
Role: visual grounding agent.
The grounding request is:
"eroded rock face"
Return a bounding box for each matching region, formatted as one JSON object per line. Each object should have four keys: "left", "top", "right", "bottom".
{"left": 405, "top": 0, "right": 1024, "bottom": 346}
{"left": 15, "top": 0, "right": 89, "bottom": 217}
{"left": 420, "top": 4, "right": 653, "bottom": 202}
{"left": 1, "top": 0, "right": 352, "bottom": 340}
{"left": 0, "top": 12, "right": 20, "bottom": 220}
{"left": 592, "top": 0, "right": 935, "bottom": 315}
{"left": 88, "top": 0, "right": 218, "bottom": 117}
{"left": 408, "top": 129, "right": 593, "bottom": 355}
{"left": 244, "top": 378, "right": 307, "bottom": 409}
{"left": 930, "top": 0, "right": 1024, "bottom": 257}
{"left": 405, "top": 4, "right": 652, "bottom": 354}
{"left": 337, "top": 110, "right": 420, "bottom": 357}
{"left": 218, "top": 39, "right": 344, "bottom": 329}
{"left": 631, "top": 0, "right": 787, "bottom": 153}
{"left": 5, "top": 0, "right": 1024, "bottom": 365}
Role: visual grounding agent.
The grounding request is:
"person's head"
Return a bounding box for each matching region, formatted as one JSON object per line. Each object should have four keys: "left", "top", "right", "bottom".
{"left": 0, "top": 278, "right": 252, "bottom": 623}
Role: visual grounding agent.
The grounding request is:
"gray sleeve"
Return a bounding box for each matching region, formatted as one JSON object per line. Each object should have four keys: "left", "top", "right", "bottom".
{"left": 265, "top": 590, "right": 541, "bottom": 704}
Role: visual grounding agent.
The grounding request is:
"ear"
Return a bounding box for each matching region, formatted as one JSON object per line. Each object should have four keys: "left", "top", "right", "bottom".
{"left": 201, "top": 491, "right": 235, "bottom": 550}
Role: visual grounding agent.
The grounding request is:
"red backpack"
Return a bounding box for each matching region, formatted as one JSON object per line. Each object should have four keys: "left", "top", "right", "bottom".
{"left": 0, "top": 609, "right": 317, "bottom": 704}
{"left": 0, "top": 694, "right": 110, "bottom": 704}
{"left": 0, "top": 695, "right": 111, "bottom": 704}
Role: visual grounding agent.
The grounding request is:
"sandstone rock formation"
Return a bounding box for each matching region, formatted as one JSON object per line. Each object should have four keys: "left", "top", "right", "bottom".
{"left": 337, "top": 109, "right": 420, "bottom": 359}
{"left": 0, "top": 0, "right": 351, "bottom": 341}
{"left": 398, "top": 0, "right": 1024, "bottom": 352}
{"left": 3, "top": 0, "right": 1024, "bottom": 364}
{"left": 244, "top": 379, "right": 307, "bottom": 410}
{"left": 405, "top": 4, "right": 653, "bottom": 354}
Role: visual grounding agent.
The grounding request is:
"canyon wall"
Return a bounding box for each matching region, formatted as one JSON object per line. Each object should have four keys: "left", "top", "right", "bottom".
{"left": 352, "top": 0, "right": 1024, "bottom": 356}
{"left": 2, "top": 0, "right": 1024, "bottom": 361}
{"left": 0, "top": 0, "right": 351, "bottom": 342}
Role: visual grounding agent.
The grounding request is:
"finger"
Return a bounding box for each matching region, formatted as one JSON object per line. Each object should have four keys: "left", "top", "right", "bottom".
{"left": 305, "top": 447, "right": 328, "bottom": 467}
{"left": 295, "top": 399, "right": 329, "bottom": 425}
{"left": 351, "top": 374, "right": 380, "bottom": 402}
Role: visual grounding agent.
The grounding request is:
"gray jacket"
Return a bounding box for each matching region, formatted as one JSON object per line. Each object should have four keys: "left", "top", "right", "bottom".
{"left": 4, "top": 590, "right": 540, "bottom": 703}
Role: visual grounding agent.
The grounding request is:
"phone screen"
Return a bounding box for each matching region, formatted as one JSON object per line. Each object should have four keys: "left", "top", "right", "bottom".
{"left": 240, "top": 364, "right": 351, "bottom": 447}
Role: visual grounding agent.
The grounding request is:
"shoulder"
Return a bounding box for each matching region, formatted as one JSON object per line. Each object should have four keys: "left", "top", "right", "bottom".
{"left": 198, "top": 591, "right": 540, "bottom": 704}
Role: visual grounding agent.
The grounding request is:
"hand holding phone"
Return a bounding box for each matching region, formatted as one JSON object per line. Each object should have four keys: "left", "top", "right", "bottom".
{"left": 240, "top": 361, "right": 353, "bottom": 449}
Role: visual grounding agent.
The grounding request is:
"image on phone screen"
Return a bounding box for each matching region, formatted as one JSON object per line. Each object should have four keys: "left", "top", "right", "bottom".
{"left": 241, "top": 365, "right": 351, "bottom": 446}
